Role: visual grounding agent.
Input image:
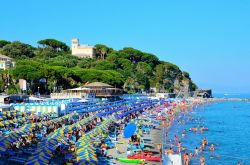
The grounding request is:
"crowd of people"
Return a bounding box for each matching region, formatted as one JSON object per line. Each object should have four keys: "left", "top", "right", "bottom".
{"left": 0, "top": 99, "right": 160, "bottom": 164}
{"left": 163, "top": 101, "right": 216, "bottom": 165}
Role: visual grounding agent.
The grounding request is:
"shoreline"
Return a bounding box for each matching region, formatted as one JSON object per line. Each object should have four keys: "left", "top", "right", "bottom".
{"left": 161, "top": 98, "right": 210, "bottom": 164}
{"left": 161, "top": 97, "right": 249, "bottom": 164}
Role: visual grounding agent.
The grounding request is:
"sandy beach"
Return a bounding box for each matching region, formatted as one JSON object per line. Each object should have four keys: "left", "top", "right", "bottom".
{"left": 107, "top": 122, "right": 163, "bottom": 165}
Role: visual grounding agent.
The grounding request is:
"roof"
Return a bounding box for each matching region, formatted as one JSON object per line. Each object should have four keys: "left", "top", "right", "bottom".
{"left": 83, "top": 82, "right": 113, "bottom": 88}
{"left": 0, "top": 54, "right": 12, "bottom": 60}
{"left": 29, "top": 96, "right": 45, "bottom": 101}
{"left": 0, "top": 95, "right": 9, "bottom": 99}
{"left": 78, "top": 45, "right": 95, "bottom": 49}
{"left": 67, "top": 87, "right": 90, "bottom": 91}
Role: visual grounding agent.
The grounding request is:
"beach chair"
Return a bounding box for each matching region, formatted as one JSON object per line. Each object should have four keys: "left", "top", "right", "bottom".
{"left": 142, "top": 126, "right": 150, "bottom": 134}
{"left": 106, "top": 141, "right": 115, "bottom": 149}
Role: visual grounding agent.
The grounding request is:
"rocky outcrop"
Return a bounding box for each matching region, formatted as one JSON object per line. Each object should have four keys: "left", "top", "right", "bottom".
{"left": 174, "top": 78, "right": 193, "bottom": 97}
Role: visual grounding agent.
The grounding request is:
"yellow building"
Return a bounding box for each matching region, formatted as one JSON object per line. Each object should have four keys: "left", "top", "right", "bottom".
{"left": 71, "top": 38, "right": 96, "bottom": 58}
{"left": 0, "top": 54, "right": 15, "bottom": 70}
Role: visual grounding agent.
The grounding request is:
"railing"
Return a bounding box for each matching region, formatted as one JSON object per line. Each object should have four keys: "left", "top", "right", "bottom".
{"left": 50, "top": 93, "right": 86, "bottom": 99}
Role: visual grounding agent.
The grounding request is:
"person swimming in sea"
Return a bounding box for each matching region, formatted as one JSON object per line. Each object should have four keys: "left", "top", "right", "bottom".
{"left": 194, "top": 147, "right": 199, "bottom": 158}
{"left": 210, "top": 144, "right": 215, "bottom": 152}
{"left": 189, "top": 152, "right": 193, "bottom": 158}
{"left": 199, "top": 144, "right": 203, "bottom": 152}
{"left": 204, "top": 138, "right": 209, "bottom": 146}
{"left": 193, "top": 127, "right": 198, "bottom": 133}
{"left": 175, "top": 135, "right": 179, "bottom": 143}
{"left": 200, "top": 155, "right": 205, "bottom": 165}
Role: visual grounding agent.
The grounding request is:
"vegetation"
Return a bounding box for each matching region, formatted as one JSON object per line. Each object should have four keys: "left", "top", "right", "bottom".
{"left": 0, "top": 39, "right": 197, "bottom": 94}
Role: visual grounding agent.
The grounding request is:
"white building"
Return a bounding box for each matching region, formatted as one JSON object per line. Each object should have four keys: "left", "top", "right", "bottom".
{"left": 0, "top": 54, "right": 15, "bottom": 70}
{"left": 71, "top": 38, "right": 96, "bottom": 58}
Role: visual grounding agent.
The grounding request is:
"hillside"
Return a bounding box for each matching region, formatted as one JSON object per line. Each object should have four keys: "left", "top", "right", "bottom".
{"left": 0, "top": 39, "right": 197, "bottom": 95}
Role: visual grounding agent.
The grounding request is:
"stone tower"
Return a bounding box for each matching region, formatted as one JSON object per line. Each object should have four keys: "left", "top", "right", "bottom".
{"left": 71, "top": 38, "right": 79, "bottom": 51}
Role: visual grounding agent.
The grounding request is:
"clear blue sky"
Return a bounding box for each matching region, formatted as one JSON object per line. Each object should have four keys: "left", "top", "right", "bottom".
{"left": 1, "top": 0, "right": 250, "bottom": 93}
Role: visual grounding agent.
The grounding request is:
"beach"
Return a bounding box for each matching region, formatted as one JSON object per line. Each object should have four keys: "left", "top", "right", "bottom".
{"left": 1, "top": 96, "right": 249, "bottom": 165}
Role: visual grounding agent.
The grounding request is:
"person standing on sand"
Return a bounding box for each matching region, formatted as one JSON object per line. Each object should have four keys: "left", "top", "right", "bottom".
{"left": 168, "top": 147, "right": 174, "bottom": 155}
{"left": 178, "top": 141, "right": 181, "bottom": 153}
{"left": 184, "top": 153, "right": 190, "bottom": 165}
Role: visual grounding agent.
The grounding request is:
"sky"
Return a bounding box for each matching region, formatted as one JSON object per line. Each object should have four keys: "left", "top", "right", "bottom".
{"left": 1, "top": 0, "right": 250, "bottom": 93}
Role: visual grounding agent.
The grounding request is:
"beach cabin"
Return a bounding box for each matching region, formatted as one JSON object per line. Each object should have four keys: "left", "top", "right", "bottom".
{"left": 0, "top": 95, "right": 10, "bottom": 104}
{"left": 13, "top": 103, "right": 61, "bottom": 117}
{"left": 0, "top": 103, "right": 12, "bottom": 112}
{"left": 51, "top": 82, "right": 123, "bottom": 99}
{"left": 156, "top": 93, "right": 176, "bottom": 99}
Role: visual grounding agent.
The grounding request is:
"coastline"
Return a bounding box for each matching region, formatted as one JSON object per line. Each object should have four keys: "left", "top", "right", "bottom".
{"left": 162, "top": 97, "right": 250, "bottom": 165}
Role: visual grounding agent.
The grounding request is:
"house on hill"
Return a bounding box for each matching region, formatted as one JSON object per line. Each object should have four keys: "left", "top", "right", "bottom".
{"left": 71, "top": 38, "right": 96, "bottom": 58}
{"left": 0, "top": 54, "right": 15, "bottom": 70}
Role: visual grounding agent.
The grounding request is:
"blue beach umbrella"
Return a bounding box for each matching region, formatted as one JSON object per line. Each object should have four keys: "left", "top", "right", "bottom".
{"left": 26, "top": 159, "right": 49, "bottom": 165}
{"left": 123, "top": 123, "right": 137, "bottom": 138}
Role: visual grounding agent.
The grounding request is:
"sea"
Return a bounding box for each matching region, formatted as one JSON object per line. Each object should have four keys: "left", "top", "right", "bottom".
{"left": 167, "top": 94, "right": 250, "bottom": 165}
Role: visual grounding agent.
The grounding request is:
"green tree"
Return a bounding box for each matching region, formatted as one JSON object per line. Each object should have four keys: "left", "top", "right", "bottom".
{"left": 136, "top": 62, "right": 152, "bottom": 76}
{"left": 95, "top": 44, "right": 112, "bottom": 59}
{"left": 191, "top": 82, "right": 198, "bottom": 91}
{"left": 93, "top": 60, "right": 116, "bottom": 70}
{"left": 6, "top": 85, "right": 19, "bottom": 94}
{"left": 38, "top": 39, "right": 70, "bottom": 52}
{"left": 119, "top": 47, "right": 143, "bottom": 63}
{"left": 0, "top": 40, "right": 11, "bottom": 48}
{"left": 124, "top": 76, "right": 140, "bottom": 93}
{"left": 117, "top": 58, "right": 134, "bottom": 78}
{"left": 36, "top": 47, "right": 58, "bottom": 59}
{"left": 1, "top": 41, "right": 35, "bottom": 58}
{"left": 106, "top": 52, "right": 118, "bottom": 63}
{"left": 155, "top": 64, "right": 165, "bottom": 92}
{"left": 141, "top": 53, "right": 160, "bottom": 68}
{"left": 77, "top": 58, "right": 95, "bottom": 68}
{"left": 182, "top": 71, "right": 190, "bottom": 79}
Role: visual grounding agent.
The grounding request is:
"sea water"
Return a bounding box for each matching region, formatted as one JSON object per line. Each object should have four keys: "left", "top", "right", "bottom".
{"left": 167, "top": 100, "right": 250, "bottom": 165}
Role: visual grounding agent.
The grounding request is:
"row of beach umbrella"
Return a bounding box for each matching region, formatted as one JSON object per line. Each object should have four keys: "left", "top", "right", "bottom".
{"left": 76, "top": 117, "right": 116, "bottom": 164}
{"left": 25, "top": 115, "right": 96, "bottom": 164}
{"left": 0, "top": 112, "right": 79, "bottom": 154}
{"left": 0, "top": 110, "right": 24, "bottom": 121}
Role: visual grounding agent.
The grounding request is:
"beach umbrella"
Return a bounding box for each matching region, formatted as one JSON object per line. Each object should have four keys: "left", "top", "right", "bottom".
{"left": 76, "top": 159, "right": 98, "bottom": 165}
{"left": 26, "top": 159, "right": 49, "bottom": 165}
{"left": 0, "top": 145, "right": 7, "bottom": 154}
{"left": 123, "top": 123, "right": 137, "bottom": 138}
